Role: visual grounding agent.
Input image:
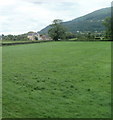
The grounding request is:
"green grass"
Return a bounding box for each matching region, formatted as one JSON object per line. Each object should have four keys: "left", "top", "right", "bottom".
{"left": 2, "top": 41, "right": 29, "bottom": 43}
{"left": 0, "top": 46, "right": 2, "bottom": 119}
{"left": 2, "top": 41, "right": 111, "bottom": 118}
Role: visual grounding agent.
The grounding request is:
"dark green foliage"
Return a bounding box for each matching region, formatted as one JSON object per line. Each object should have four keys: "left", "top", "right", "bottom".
{"left": 34, "top": 36, "right": 38, "bottom": 40}
{"left": 3, "top": 34, "right": 29, "bottom": 41}
{"left": 87, "top": 32, "right": 95, "bottom": 39}
{"left": 103, "top": 17, "right": 111, "bottom": 39}
{"left": 111, "top": 5, "right": 113, "bottom": 39}
{"left": 48, "top": 19, "right": 66, "bottom": 41}
{"left": 65, "top": 32, "right": 76, "bottom": 39}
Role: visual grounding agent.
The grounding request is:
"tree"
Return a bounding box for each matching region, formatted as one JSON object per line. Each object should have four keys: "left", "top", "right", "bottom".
{"left": 35, "top": 36, "right": 38, "bottom": 40}
{"left": 87, "top": 32, "right": 95, "bottom": 40}
{"left": 65, "top": 32, "right": 76, "bottom": 39}
{"left": 103, "top": 17, "right": 111, "bottom": 39}
{"left": 48, "top": 19, "right": 66, "bottom": 41}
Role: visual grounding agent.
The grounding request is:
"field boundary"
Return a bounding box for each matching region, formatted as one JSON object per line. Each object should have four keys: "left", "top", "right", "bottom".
{"left": 63, "top": 40, "right": 112, "bottom": 42}
{"left": 1, "top": 40, "right": 53, "bottom": 46}
{"left": 1, "top": 39, "right": 112, "bottom": 46}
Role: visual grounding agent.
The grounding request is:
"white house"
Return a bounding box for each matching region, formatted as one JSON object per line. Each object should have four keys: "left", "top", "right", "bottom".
{"left": 27, "top": 32, "right": 52, "bottom": 41}
{"left": 27, "top": 32, "right": 43, "bottom": 40}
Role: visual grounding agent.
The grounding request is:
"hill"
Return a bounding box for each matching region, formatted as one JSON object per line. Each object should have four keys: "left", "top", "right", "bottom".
{"left": 39, "top": 7, "right": 111, "bottom": 34}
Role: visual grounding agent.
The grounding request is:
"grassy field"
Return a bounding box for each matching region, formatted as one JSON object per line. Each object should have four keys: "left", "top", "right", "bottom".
{"left": 2, "top": 41, "right": 111, "bottom": 118}
{"left": 0, "top": 46, "right": 2, "bottom": 119}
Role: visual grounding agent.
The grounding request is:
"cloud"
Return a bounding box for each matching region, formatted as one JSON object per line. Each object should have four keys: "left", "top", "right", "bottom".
{"left": 0, "top": 0, "right": 112, "bottom": 35}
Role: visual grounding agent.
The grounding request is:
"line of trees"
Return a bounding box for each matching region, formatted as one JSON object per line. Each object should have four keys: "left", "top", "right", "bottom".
{"left": 48, "top": 17, "right": 112, "bottom": 41}
{"left": 2, "top": 34, "right": 29, "bottom": 41}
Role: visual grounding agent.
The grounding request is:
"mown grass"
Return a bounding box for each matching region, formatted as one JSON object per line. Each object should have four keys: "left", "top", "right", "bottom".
{"left": 2, "top": 41, "right": 111, "bottom": 118}
{"left": 0, "top": 46, "right": 2, "bottom": 119}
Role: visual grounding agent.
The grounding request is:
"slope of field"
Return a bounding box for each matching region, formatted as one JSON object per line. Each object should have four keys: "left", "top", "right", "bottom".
{"left": 2, "top": 42, "right": 111, "bottom": 118}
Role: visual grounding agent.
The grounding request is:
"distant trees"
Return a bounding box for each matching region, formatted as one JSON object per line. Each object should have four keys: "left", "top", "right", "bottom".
{"left": 48, "top": 19, "right": 66, "bottom": 41}
{"left": 103, "top": 17, "right": 111, "bottom": 39}
{"left": 65, "top": 32, "right": 76, "bottom": 39}
{"left": 2, "top": 34, "right": 29, "bottom": 41}
{"left": 87, "top": 32, "right": 95, "bottom": 40}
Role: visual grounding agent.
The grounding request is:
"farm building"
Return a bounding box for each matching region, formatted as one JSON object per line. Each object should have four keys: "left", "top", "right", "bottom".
{"left": 27, "top": 32, "right": 52, "bottom": 41}
{"left": 27, "top": 32, "right": 42, "bottom": 40}
{"left": 0, "top": 35, "right": 2, "bottom": 40}
{"left": 95, "top": 37, "right": 105, "bottom": 40}
{"left": 40, "top": 35, "right": 52, "bottom": 40}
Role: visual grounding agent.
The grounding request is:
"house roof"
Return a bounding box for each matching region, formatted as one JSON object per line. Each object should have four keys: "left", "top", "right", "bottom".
{"left": 28, "top": 32, "right": 39, "bottom": 36}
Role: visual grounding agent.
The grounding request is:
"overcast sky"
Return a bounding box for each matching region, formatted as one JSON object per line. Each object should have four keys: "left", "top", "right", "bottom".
{"left": 0, "top": 0, "right": 112, "bottom": 35}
